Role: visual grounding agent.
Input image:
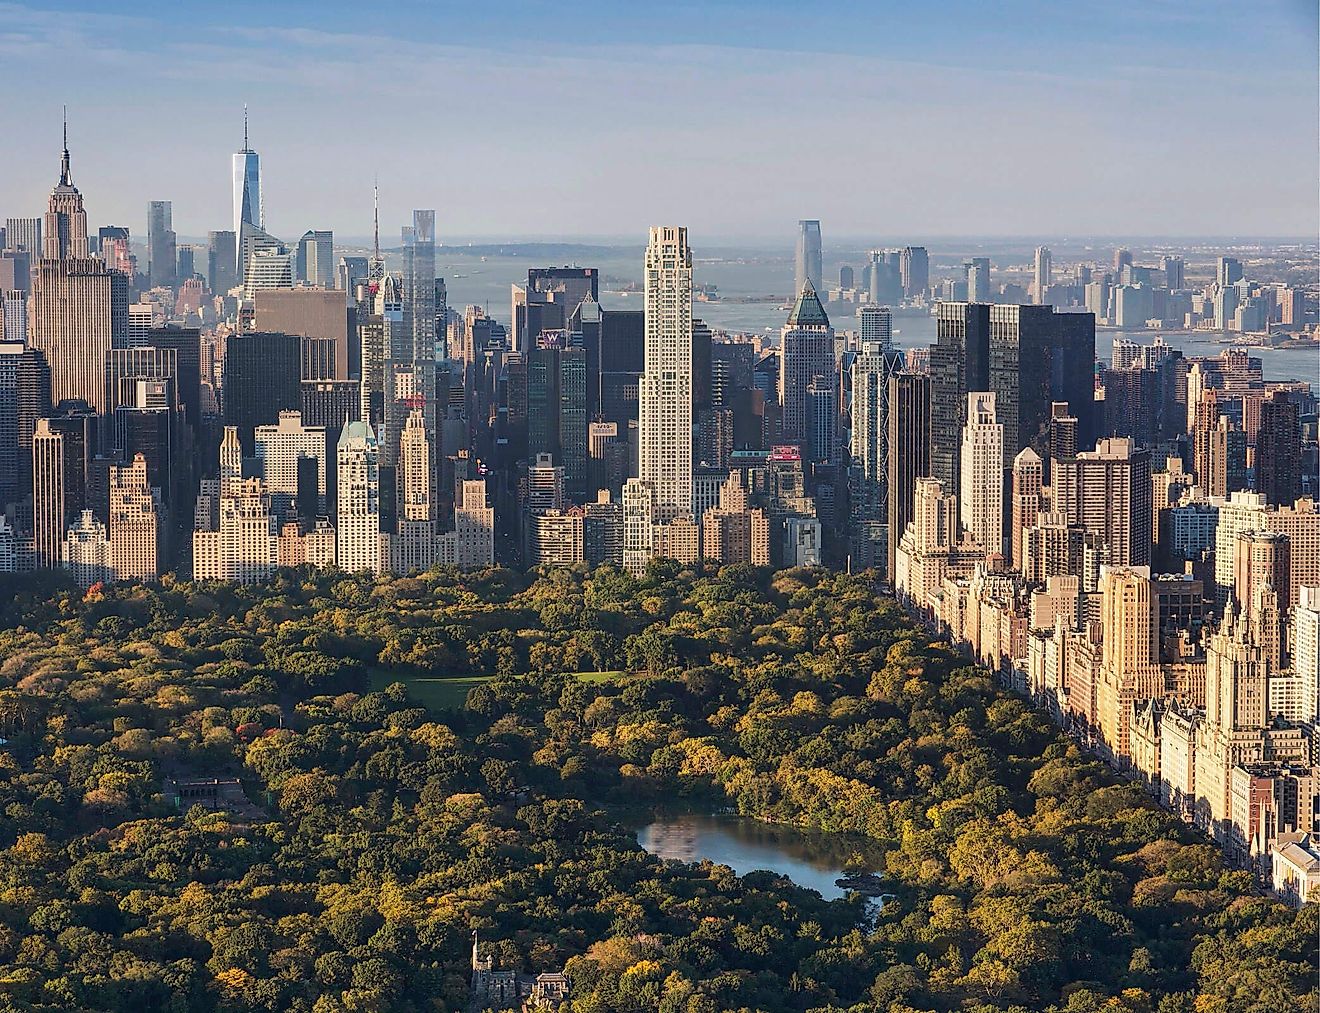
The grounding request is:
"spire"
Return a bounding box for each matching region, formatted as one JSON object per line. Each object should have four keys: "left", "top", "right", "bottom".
{"left": 786, "top": 278, "right": 830, "bottom": 328}
{"left": 373, "top": 181, "right": 380, "bottom": 261}
{"left": 59, "top": 105, "right": 71, "bottom": 185}
{"left": 243, "top": 103, "right": 248, "bottom": 150}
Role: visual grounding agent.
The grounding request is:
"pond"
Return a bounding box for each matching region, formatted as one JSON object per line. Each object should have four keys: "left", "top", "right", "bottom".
{"left": 636, "top": 812, "right": 885, "bottom": 903}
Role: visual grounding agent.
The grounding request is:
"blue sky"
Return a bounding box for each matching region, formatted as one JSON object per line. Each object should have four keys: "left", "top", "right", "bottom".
{"left": 1, "top": 1, "right": 1316, "bottom": 243}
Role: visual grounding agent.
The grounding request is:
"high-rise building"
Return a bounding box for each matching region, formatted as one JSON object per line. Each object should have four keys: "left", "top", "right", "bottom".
{"left": 394, "top": 211, "right": 437, "bottom": 511}
{"left": 1233, "top": 530, "right": 1288, "bottom": 672}
{"left": 1216, "top": 256, "right": 1243, "bottom": 288}
{"left": 63, "top": 509, "right": 110, "bottom": 587}
{"left": 97, "top": 226, "right": 133, "bottom": 279}
{"left": 232, "top": 106, "right": 261, "bottom": 273}
{"left": 32, "top": 418, "right": 65, "bottom": 568}
{"left": 0, "top": 341, "right": 50, "bottom": 509}
{"left": 638, "top": 226, "right": 694, "bottom": 525}
{"left": 887, "top": 371, "right": 931, "bottom": 581}
{"left": 108, "top": 453, "right": 160, "bottom": 581}
{"left": 336, "top": 419, "right": 381, "bottom": 574}
{"left": 1032, "top": 246, "right": 1051, "bottom": 304}
{"left": 900, "top": 246, "right": 929, "bottom": 299}
{"left": 207, "top": 231, "right": 238, "bottom": 296}
{"left": 1256, "top": 392, "right": 1301, "bottom": 508}
{"left": 1097, "top": 566, "right": 1162, "bottom": 760}
{"left": 794, "top": 220, "right": 822, "bottom": 297}
{"left": 960, "top": 391, "right": 1004, "bottom": 558}
{"left": 1161, "top": 255, "right": 1186, "bottom": 291}
{"left": 42, "top": 120, "right": 88, "bottom": 261}
{"left": 857, "top": 304, "right": 892, "bottom": 350}
{"left": 296, "top": 230, "right": 334, "bottom": 288}
{"left": 512, "top": 267, "right": 599, "bottom": 355}
{"left": 929, "top": 302, "right": 990, "bottom": 492}
{"left": 779, "top": 281, "right": 834, "bottom": 449}
{"left": 5, "top": 219, "right": 41, "bottom": 261}
{"left": 253, "top": 410, "right": 328, "bottom": 515}
{"left": 255, "top": 288, "right": 353, "bottom": 382}
{"left": 1011, "top": 446, "right": 1043, "bottom": 572}
{"left": 965, "top": 257, "right": 991, "bottom": 303}
{"left": 527, "top": 333, "right": 588, "bottom": 496}
{"left": 147, "top": 201, "right": 176, "bottom": 289}
{"left": 222, "top": 331, "right": 301, "bottom": 452}
{"left": 1053, "top": 437, "right": 1152, "bottom": 568}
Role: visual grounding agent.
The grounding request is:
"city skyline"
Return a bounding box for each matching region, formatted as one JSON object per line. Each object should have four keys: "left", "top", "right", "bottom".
{"left": 0, "top": 1, "right": 1316, "bottom": 240}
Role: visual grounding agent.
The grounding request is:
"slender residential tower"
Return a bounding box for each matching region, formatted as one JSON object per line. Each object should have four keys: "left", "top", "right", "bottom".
{"left": 960, "top": 391, "right": 1004, "bottom": 558}
{"left": 638, "top": 226, "right": 694, "bottom": 523}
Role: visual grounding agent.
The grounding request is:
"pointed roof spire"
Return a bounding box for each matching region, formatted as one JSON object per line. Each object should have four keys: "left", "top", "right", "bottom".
{"left": 786, "top": 278, "right": 830, "bottom": 328}
{"left": 244, "top": 103, "right": 248, "bottom": 150}
{"left": 59, "top": 105, "right": 71, "bottom": 185}
{"left": 373, "top": 180, "right": 380, "bottom": 261}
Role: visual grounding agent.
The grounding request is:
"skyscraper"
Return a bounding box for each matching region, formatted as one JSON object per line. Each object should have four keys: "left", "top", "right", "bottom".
{"left": 638, "top": 226, "right": 694, "bottom": 524}
{"left": 336, "top": 419, "right": 381, "bottom": 574}
{"left": 397, "top": 210, "right": 437, "bottom": 510}
{"left": 794, "top": 220, "right": 822, "bottom": 297}
{"left": 959, "top": 391, "right": 1004, "bottom": 558}
{"left": 147, "top": 201, "right": 176, "bottom": 289}
{"left": 108, "top": 453, "right": 160, "bottom": 581}
{"left": 965, "top": 257, "right": 991, "bottom": 303}
{"left": 222, "top": 331, "right": 301, "bottom": 452}
{"left": 849, "top": 329, "right": 902, "bottom": 567}
{"left": 207, "top": 231, "right": 237, "bottom": 296}
{"left": 0, "top": 341, "right": 50, "bottom": 509}
{"left": 4, "top": 219, "right": 41, "bottom": 261}
{"left": 1256, "top": 391, "right": 1301, "bottom": 507}
{"left": 1010, "top": 446, "right": 1043, "bottom": 572}
{"left": 887, "top": 371, "right": 931, "bottom": 580}
{"left": 929, "top": 301, "right": 990, "bottom": 492}
{"left": 1032, "top": 245, "right": 1051, "bottom": 304}
{"left": 42, "top": 117, "right": 88, "bottom": 261}
{"left": 232, "top": 106, "right": 261, "bottom": 271}
{"left": 900, "top": 246, "right": 929, "bottom": 299}
{"left": 1052, "top": 437, "right": 1152, "bottom": 568}
{"left": 32, "top": 418, "right": 65, "bottom": 569}
{"left": 778, "top": 281, "right": 834, "bottom": 448}
{"left": 296, "top": 230, "right": 335, "bottom": 288}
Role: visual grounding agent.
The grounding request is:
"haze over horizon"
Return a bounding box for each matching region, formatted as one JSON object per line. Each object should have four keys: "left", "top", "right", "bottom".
{"left": 1, "top": 0, "right": 1316, "bottom": 242}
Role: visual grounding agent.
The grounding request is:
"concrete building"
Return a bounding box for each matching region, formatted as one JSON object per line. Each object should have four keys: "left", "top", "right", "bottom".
{"left": 336, "top": 420, "right": 381, "bottom": 575}
{"left": 108, "top": 453, "right": 160, "bottom": 581}
{"left": 959, "top": 391, "right": 1003, "bottom": 560}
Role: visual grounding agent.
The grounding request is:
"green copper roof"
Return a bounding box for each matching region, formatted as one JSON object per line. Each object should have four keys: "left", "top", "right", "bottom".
{"left": 787, "top": 280, "right": 830, "bottom": 328}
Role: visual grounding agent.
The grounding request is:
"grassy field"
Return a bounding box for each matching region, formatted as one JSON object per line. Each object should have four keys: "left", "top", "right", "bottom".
{"left": 367, "top": 670, "right": 630, "bottom": 712}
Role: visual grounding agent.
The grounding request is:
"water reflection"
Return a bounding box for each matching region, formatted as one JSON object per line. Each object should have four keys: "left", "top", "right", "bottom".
{"left": 636, "top": 813, "right": 879, "bottom": 902}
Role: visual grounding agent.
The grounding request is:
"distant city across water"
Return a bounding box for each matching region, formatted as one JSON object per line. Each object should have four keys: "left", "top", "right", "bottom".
{"left": 436, "top": 249, "right": 1317, "bottom": 386}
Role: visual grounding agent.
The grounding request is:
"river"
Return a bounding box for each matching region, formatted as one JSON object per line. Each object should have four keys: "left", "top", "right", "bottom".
{"left": 635, "top": 812, "right": 884, "bottom": 903}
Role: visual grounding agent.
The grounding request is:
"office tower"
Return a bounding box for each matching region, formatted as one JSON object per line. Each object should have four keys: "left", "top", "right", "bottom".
{"left": 857, "top": 304, "right": 892, "bottom": 350}
{"left": 1048, "top": 402, "right": 1077, "bottom": 471}
{"left": 1206, "top": 417, "right": 1248, "bottom": 498}
{"left": 243, "top": 242, "right": 294, "bottom": 299}
{"left": 28, "top": 257, "right": 128, "bottom": 413}
{"left": 5, "top": 218, "right": 41, "bottom": 260}
{"left": 222, "top": 331, "right": 301, "bottom": 452}
{"left": 512, "top": 267, "right": 599, "bottom": 354}
{"left": 147, "top": 326, "right": 201, "bottom": 430}
{"left": 32, "top": 418, "right": 65, "bottom": 568}
{"left": 336, "top": 419, "right": 381, "bottom": 574}
{"left": 254, "top": 410, "right": 328, "bottom": 514}
{"left": 147, "top": 201, "right": 176, "bottom": 289}
{"left": 97, "top": 226, "right": 133, "bottom": 278}
{"left": 960, "top": 392, "right": 1004, "bottom": 558}
{"left": 1113, "top": 248, "right": 1133, "bottom": 273}
{"left": 113, "top": 379, "right": 177, "bottom": 508}
{"left": 1097, "top": 566, "right": 1162, "bottom": 760}
{"left": 0, "top": 342, "right": 50, "bottom": 509}
{"left": 108, "top": 453, "right": 160, "bottom": 581}
{"left": 233, "top": 107, "right": 262, "bottom": 272}
{"left": 301, "top": 380, "right": 359, "bottom": 430}
{"left": 966, "top": 257, "right": 991, "bottom": 303}
{"left": 887, "top": 372, "right": 931, "bottom": 580}
{"left": 1052, "top": 438, "right": 1152, "bottom": 568}
{"left": 794, "top": 220, "right": 822, "bottom": 296}
{"left": 176, "top": 246, "right": 196, "bottom": 284}
{"left": 338, "top": 256, "right": 368, "bottom": 295}
{"left": 43, "top": 121, "right": 88, "bottom": 260}
{"left": 1161, "top": 255, "right": 1186, "bottom": 290}
{"left": 1233, "top": 530, "right": 1288, "bottom": 672}
{"left": 207, "top": 231, "right": 237, "bottom": 295}
{"left": 638, "top": 227, "right": 694, "bottom": 524}
{"left": 1216, "top": 256, "right": 1243, "bottom": 287}
{"left": 1011, "top": 446, "right": 1043, "bottom": 572}
{"left": 900, "top": 246, "right": 929, "bottom": 298}
{"left": 866, "top": 249, "right": 902, "bottom": 305}
{"left": 255, "top": 288, "right": 353, "bottom": 381}
{"left": 528, "top": 333, "right": 588, "bottom": 496}
{"left": 1256, "top": 392, "right": 1301, "bottom": 507}
{"left": 779, "top": 281, "right": 834, "bottom": 448}
{"left": 805, "top": 375, "right": 837, "bottom": 464}
{"left": 1032, "top": 245, "right": 1051, "bottom": 304}
{"left": 839, "top": 265, "right": 855, "bottom": 290}
{"left": 296, "top": 230, "right": 334, "bottom": 288}
{"left": 1, "top": 289, "right": 25, "bottom": 343}
{"left": 929, "top": 302, "right": 990, "bottom": 492}
{"left": 63, "top": 510, "right": 110, "bottom": 587}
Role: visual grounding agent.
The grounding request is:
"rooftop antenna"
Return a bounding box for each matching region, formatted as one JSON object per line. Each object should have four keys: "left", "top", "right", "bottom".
{"left": 243, "top": 103, "right": 249, "bottom": 151}
{"left": 60, "top": 104, "right": 71, "bottom": 184}
{"left": 369, "top": 177, "right": 384, "bottom": 282}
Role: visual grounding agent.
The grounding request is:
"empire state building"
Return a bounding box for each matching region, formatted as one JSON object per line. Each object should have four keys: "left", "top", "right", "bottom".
{"left": 42, "top": 118, "right": 89, "bottom": 260}
{"left": 27, "top": 119, "right": 127, "bottom": 411}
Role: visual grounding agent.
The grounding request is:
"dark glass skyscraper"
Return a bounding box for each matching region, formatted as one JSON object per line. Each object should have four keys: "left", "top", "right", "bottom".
{"left": 222, "top": 331, "right": 300, "bottom": 453}
{"left": 929, "top": 301, "right": 989, "bottom": 493}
